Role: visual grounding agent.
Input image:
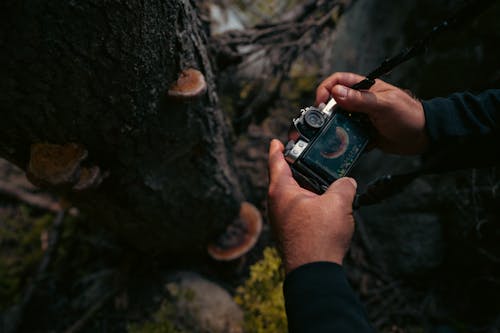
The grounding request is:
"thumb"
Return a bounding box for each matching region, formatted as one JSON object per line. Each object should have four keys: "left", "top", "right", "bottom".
{"left": 331, "top": 84, "right": 378, "bottom": 114}
{"left": 322, "top": 177, "right": 357, "bottom": 206}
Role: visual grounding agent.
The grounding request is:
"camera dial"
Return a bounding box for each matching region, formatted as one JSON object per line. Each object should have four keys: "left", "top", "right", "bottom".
{"left": 304, "top": 108, "right": 325, "bottom": 128}
{"left": 293, "top": 107, "right": 326, "bottom": 141}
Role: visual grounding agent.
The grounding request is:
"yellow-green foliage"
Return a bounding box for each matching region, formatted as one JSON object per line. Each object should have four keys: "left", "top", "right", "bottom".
{"left": 127, "top": 284, "right": 198, "bottom": 333}
{"left": 0, "top": 206, "right": 53, "bottom": 309}
{"left": 284, "top": 59, "right": 319, "bottom": 102}
{"left": 234, "top": 0, "right": 302, "bottom": 24}
{"left": 235, "top": 247, "right": 287, "bottom": 333}
{"left": 127, "top": 301, "right": 186, "bottom": 333}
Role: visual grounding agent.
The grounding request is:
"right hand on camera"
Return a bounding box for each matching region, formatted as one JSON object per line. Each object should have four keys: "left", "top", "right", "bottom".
{"left": 268, "top": 139, "right": 357, "bottom": 274}
{"left": 316, "top": 72, "right": 429, "bottom": 155}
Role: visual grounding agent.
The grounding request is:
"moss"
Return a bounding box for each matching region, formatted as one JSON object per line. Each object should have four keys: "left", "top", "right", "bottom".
{"left": 282, "top": 59, "right": 320, "bottom": 105}
{"left": 233, "top": 0, "right": 302, "bottom": 24}
{"left": 127, "top": 284, "right": 198, "bottom": 333}
{"left": 220, "top": 94, "right": 236, "bottom": 120}
{"left": 127, "top": 301, "right": 186, "bottom": 333}
{"left": 235, "top": 247, "right": 287, "bottom": 333}
{"left": 0, "top": 205, "right": 53, "bottom": 309}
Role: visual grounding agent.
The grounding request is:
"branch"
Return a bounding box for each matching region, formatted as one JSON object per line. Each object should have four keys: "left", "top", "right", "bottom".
{"left": 0, "top": 179, "right": 62, "bottom": 212}
{"left": 212, "top": 0, "right": 353, "bottom": 129}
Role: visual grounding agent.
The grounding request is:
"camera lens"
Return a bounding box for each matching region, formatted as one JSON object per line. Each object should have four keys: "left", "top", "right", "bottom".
{"left": 304, "top": 109, "right": 325, "bottom": 129}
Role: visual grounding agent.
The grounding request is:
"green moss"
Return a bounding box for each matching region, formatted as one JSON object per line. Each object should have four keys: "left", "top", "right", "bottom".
{"left": 220, "top": 95, "right": 236, "bottom": 120}
{"left": 127, "top": 284, "right": 199, "bottom": 333}
{"left": 235, "top": 247, "right": 287, "bottom": 333}
{"left": 234, "top": 0, "right": 302, "bottom": 24}
{"left": 0, "top": 206, "right": 53, "bottom": 309}
{"left": 282, "top": 59, "right": 320, "bottom": 104}
{"left": 128, "top": 301, "right": 186, "bottom": 333}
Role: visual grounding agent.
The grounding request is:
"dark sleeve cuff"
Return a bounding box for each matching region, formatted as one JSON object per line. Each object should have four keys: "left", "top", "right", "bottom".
{"left": 421, "top": 90, "right": 500, "bottom": 170}
{"left": 422, "top": 96, "right": 462, "bottom": 143}
{"left": 422, "top": 90, "right": 500, "bottom": 143}
{"left": 283, "top": 262, "right": 373, "bottom": 333}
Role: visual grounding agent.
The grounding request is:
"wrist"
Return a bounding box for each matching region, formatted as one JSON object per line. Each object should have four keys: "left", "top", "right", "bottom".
{"left": 283, "top": 250, "right": 344, "bottom": 274}
{"left": 415, "top": 100, "right": 430, "bottom": 153}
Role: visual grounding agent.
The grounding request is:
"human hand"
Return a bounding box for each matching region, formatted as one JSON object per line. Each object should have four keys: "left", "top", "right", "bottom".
{"left": 267, "top": 139, "right": 357, "bottom": 274}
{"left": 316, "top": 72, "right": 429, "bottom": 154}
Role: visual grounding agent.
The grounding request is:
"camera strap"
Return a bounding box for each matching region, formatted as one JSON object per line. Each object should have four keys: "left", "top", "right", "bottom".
{"left": 353, "top": 0, "right": 496, "bottom": 208}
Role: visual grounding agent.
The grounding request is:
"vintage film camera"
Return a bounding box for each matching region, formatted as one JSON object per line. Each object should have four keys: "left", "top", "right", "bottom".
{"left": 283, "top": 0, "right": 491, "bottom": 197}
{"left": 284, "top": 98, "right": 370, "bottom": 194}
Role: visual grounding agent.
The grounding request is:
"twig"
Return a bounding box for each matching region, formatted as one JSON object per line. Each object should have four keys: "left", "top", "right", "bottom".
{"left": 63, "top": 290, "right": 116, "bottom": 333}
{"left": 0, "top": 179, "right": 62, "bottom": 212}
{"left": 3, "top": 210, "right": 65, "bottom": 333}
{"left": 213, "top": 0, "right": 353, "bottom": 128}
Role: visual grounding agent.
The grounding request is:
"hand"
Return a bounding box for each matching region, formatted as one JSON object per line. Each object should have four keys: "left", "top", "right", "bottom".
{"left": 316, "top": 72, "right": 429, "bottom": 154}
{"left": 267, "top": 139, "right": 357, "bottom": 274}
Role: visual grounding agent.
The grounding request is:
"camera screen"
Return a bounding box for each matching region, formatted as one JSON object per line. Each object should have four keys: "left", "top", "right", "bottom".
{"left": 301, "top": 113, "right": 368, "bottom": 181}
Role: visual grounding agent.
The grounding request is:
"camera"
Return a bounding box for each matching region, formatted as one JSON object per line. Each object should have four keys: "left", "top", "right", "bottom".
{"left": 284, "top": 98, "right": 370, "bottom": 193}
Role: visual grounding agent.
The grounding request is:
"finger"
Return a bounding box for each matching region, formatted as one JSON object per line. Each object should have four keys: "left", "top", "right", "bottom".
{"left": 323, "top": 177, "right": 357, "bottom": 203}
{"left": 268, "top": 139, "right": 294, "bottom": 185}
{"left": 330, "top": 84, "right": 381, "bottom": 114}
{"left": 315, "top": 72, "right": 366, "bottom": 105}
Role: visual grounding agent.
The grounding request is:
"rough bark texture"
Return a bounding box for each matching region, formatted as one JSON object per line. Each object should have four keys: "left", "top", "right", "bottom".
{"left": 0, "top": 0, "right": 242, "bottom": 255}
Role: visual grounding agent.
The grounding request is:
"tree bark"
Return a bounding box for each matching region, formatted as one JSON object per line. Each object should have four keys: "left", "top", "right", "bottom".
{"left": 0, "top": 0, "right": 243, "bottom": 255}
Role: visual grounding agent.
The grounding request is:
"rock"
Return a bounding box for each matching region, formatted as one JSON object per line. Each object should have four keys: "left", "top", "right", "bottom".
{"left": 322, "top": 0, "right": 500, "bottom": 95}
{"left": 359, "top": 178, "right": 445, "bottom": 276}
{"left": 361, "top": 209, "right": 444, "bottom": 275}
{"left": 165, "top": 272, "right": 244, "bottom": 333}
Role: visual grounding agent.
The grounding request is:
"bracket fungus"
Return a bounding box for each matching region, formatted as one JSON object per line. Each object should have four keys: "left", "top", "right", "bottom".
{"left": 27, "top": 143, "right": 107, "bottom": 191}
{"left": 27, "top": 143, "right": 88, "bottom": 188}
{"left": 168, "top": 68, "right": 207, "bottom": 99}
{"left": 208, "top": 202, "right": 263, "bottom": 261}
{"left": 73, "top": 166, "right": 107, "bottom": 192}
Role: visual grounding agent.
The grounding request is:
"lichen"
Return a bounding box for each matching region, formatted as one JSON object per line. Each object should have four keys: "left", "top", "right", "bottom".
{"left": 235, "top": 247, "right": 287, "bottom": 333}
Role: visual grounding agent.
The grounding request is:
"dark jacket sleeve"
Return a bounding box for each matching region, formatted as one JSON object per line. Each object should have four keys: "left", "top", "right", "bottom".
{"left": 422, "top": 89, "right": 500, "bottom": 170}
{"left": 283, "top": 262, "right": 373, "bottom": 333}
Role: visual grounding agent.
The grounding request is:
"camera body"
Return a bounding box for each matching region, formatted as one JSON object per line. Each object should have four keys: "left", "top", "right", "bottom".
{"left": 284, "top": 98, "right": 370, "bottom": 193}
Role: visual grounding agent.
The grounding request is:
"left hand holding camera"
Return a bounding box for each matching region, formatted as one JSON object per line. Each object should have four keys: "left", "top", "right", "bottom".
{"left": 268, "top": 139, "right": 357, "bottom": 274}
{"left": 316, "top": 72, "right": 429, "bottom": 155}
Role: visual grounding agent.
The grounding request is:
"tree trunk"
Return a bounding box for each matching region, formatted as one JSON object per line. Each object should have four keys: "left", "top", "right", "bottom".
{"left": 0, "top": 0, "right": 243, "bottom": 255}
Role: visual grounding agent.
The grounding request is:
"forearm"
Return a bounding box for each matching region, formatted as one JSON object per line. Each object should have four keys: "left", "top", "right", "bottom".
{"left": 422, "top": 89, "right": 500, "bottom": 169}
{"left": 423, "top": 89, "right": 500, "bottom": 140}
{"left": 284, "top": 262, "right": 373, "bottom": 333}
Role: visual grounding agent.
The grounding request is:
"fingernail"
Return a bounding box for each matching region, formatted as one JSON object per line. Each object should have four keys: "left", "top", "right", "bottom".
{"left": 269, "top": 139, "right": 280, "bottom": 150}
{"left": 333, "top": 85, "right": 348, "bottom": 99}
{"left": 346, "top": 177, "right": 357, "bottom": 189}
